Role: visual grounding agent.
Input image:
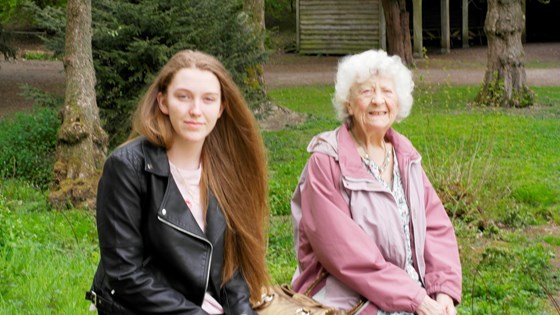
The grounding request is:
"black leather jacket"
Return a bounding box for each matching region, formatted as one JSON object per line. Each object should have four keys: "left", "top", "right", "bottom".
{"left": 91, "top": 137, "right": 255, "bottom": 315}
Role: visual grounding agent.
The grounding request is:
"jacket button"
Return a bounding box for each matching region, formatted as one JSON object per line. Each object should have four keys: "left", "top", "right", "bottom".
{"left": 147, "top": 163, "right": 152, "bottom": 169}
{"left": 162, "top": 209, "right": 167, "bottom": 215}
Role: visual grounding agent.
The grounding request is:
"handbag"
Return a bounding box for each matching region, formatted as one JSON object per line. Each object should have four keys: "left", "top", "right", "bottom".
{"left": 253, "top": 284, "right": 344, "bottom": 315}
{"left": 253, "top": 273, "right": 365, "bottom": 315}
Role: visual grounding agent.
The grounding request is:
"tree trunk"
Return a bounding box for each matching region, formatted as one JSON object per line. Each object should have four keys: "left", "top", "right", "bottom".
{"left": 243, "top": 0, "right": 267, "bottom": 102}
{"left": 48, "top": 0, "right": 108, "bottom": 209}
{"left": 0, "top": 23, "right": 16, "bottom": 61}
{"left": 381, "top": 0, "right": 413, "bottom": 65}
{"left": 475, "top": 0, "right": 534, "bottom": 107}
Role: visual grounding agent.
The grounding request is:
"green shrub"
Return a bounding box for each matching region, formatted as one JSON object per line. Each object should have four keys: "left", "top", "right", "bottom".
{"left": 2, "top": 0, "right": 66, "bottom": 25}
{"left": 20, "top": 83, "right": 64, "bottom": 109}
{"left": 92, "top": 0, "right": 266, "bottom": 146}
{"left": 27, "top": 0, "right": 267, "bottom": 146}
{"left": 23, "top": 50, "right": 57, "bottom": 60}
{"left": 0, "top": 107, "right": 60, "bottom": 189}
{"left": 21, "top": 2, "right": 66, "bottom": 56}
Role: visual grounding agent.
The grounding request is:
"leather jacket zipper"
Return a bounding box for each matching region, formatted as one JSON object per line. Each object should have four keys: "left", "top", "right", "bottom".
{"left": 157, "top": 216, "right": 213, "bottom": 294}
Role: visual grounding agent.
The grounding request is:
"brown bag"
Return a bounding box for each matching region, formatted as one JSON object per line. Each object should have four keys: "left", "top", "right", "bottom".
{"left": 253, "top": 284, "right": 346, "bottom": 315}
{"left": 253, "top": 273, "right": 365, "bottom": 315}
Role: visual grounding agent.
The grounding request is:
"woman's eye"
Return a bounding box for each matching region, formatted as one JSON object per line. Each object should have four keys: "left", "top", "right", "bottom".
{"left": 361, "top": 89, "right": 373, "bottom": 95}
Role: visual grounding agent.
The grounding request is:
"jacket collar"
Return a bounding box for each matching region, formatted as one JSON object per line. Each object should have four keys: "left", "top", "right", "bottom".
{"left": 337, "top": 124, "right": 372, "bottom": 180}
{"left": 384, "top": 127, "right": 420, "bottom": 162}
{"left": 141, "top": 137, "right": 170, "bottom": 176}
{"left": 308, "top": 124, "right": 421, "bottom": 180}
{"left": 163, "top": 176, "right": 226, "bottom": 243}
{"left": 140, "top": 137, "right": 226, "bottom": 243}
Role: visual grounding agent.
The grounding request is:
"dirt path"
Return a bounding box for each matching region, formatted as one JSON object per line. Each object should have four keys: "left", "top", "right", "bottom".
{"left": 0, "top": 59, "right": 64, "bottom": 118}
{"left": 264, "top": 42, "right": 560, "bottom": 87}
{"left": 1, "top": 43, "right": 559, "bottom": 118}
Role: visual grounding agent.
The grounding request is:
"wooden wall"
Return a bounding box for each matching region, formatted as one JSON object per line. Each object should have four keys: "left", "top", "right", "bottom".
{"left": 297, "top": 0, "right": 382, "bottom": 55}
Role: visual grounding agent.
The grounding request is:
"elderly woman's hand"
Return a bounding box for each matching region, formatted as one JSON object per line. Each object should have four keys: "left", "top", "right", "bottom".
{"left": 436, "top": 293, "right": 457, "bottom": 315}
{"left": 416, "top": 295, "right": 446, "bottom": 315}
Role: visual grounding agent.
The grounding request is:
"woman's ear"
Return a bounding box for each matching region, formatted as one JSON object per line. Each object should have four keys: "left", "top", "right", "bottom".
{"left": 218, "top": 102, "right": 224, "bottom": 118}
{"left": 157, "top": 92, "right": 169, "bottom": 115}
{"left": 346, "top": 101, "right": 353, "bottom": 116}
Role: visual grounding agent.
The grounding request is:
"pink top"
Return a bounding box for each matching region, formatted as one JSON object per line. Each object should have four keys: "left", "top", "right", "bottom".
{"left": 169, "top": 162, "right": 204, "bottom": 231}
{"left": 169, "top": 162, "right": 224, "bottom": 315}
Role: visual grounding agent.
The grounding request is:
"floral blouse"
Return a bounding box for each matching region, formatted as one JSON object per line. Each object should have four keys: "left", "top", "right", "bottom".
{"left": 362, "top": 147, "right": 422, "bottom": 315}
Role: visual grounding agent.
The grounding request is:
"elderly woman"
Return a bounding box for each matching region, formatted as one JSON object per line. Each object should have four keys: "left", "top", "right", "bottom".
{"left": 290, "top": 50, "right": 462, "bottom": 315}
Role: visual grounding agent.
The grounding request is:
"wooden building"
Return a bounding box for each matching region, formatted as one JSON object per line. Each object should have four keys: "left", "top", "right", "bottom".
{"left": 296, "top": 0, "right": 385, "bottom": 55}
{"left": 297, "top": 0, "right": 558, "bottom": 56}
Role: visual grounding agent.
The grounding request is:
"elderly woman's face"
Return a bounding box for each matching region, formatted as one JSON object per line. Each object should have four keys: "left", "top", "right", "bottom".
{"left": 347, "top": 75, "right": 398, "bottom": 136}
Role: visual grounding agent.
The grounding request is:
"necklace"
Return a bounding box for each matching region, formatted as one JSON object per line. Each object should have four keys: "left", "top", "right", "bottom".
{"left": 170, "top": 162, "right": 200, "bottom": 208}
{"left": 350, "top": 132, "right": 391, "bottom": 175}
{"left": 362, "top": 140, "right": 391, "bottom": 174}
{"left": 351, "top": 131, "right": 391, "bottom": 174}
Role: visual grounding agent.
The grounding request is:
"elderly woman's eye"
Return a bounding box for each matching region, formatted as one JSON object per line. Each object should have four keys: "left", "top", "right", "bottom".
{"left": 361, "top": 89, "right": 373, "bottom": 95}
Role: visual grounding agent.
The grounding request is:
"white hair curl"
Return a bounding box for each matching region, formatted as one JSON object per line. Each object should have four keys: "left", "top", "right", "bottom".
{"left": 333, "top": 49, "right": 414, "bottom": 124}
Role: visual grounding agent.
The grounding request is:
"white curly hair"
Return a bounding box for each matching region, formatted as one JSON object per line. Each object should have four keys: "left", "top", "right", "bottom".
{"left": 333, "top": 49, "right": 414, "bottom": 124}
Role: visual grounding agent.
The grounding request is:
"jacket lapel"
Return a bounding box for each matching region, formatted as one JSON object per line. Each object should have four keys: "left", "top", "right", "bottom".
{"left": 160, "top": 170, "right": 227, "bottom": 245}
{"left": 160, "top": 176, "right": 206, "bottom": 238}
{"left": 142, "top": 137, "right": 226, "bottom": 243}
{"left": 140, "top": 138, "right": 205, "bottom": 237}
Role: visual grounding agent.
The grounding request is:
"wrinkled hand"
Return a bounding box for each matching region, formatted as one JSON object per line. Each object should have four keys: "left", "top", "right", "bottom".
{"left": 416, "top": 295, "right": 446, "bottom": 315}
{"left": 436, "top": 293, "right": 457, "bottom": 315}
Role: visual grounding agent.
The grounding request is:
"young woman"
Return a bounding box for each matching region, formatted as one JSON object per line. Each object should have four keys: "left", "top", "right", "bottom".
{"left": 87, "top": 50, "right": 269, "bottom": 314}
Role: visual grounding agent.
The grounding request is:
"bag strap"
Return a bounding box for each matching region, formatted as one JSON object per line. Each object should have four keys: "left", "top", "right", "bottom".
{"left": 346, "top": 298, "right": 367, "bottom": 315}
{"left": 303, "top": 271, "right": 327, "bottom": 296}
{"left": 303, "top": 271, "right": 366, "bottom": 315}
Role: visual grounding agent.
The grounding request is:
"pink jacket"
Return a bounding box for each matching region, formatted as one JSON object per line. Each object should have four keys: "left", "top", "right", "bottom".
{"left": 291, "top": 125, "right": 462, "bottom": 313}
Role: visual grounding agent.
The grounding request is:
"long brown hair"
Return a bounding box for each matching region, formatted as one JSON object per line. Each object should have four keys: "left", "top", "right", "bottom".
{"left": 130, "top": 50, "right": 269, "bottom": 300}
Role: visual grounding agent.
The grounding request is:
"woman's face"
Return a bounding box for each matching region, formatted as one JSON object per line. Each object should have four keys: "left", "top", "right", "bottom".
{"left": 347, "top": 75, "right": 399, "bottom": 137}
{"left": 157, "top": 67, "right": 223, "bottom": 146}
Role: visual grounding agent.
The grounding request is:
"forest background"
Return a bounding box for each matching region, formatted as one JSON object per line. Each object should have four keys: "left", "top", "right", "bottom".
{"left": 0, "top": 0, "right": 559, "bottom": 314}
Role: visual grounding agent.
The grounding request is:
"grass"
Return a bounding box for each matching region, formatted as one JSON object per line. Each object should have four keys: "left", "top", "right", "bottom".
{"left": 0, "top": 180, "right": 98, "bottom": 314}
{"left": 0, "top": 85, "right": 559, "bottom": 314}
{"left": 267, "top": 84, "right": 560, "bottom": 223}
{"left": 22, "top": 50, "right": 58, "bottom": 61}
{"left": 266, "top": 84, "right": 560, "bottom": 314}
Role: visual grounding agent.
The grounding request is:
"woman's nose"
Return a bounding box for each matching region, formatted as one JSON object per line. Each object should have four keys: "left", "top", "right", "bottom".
{"left": 371, "top": 90, "right": 384, "bottom": 104}
{"left": 188, "top": 99, "right": 202, "bottom": 116}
